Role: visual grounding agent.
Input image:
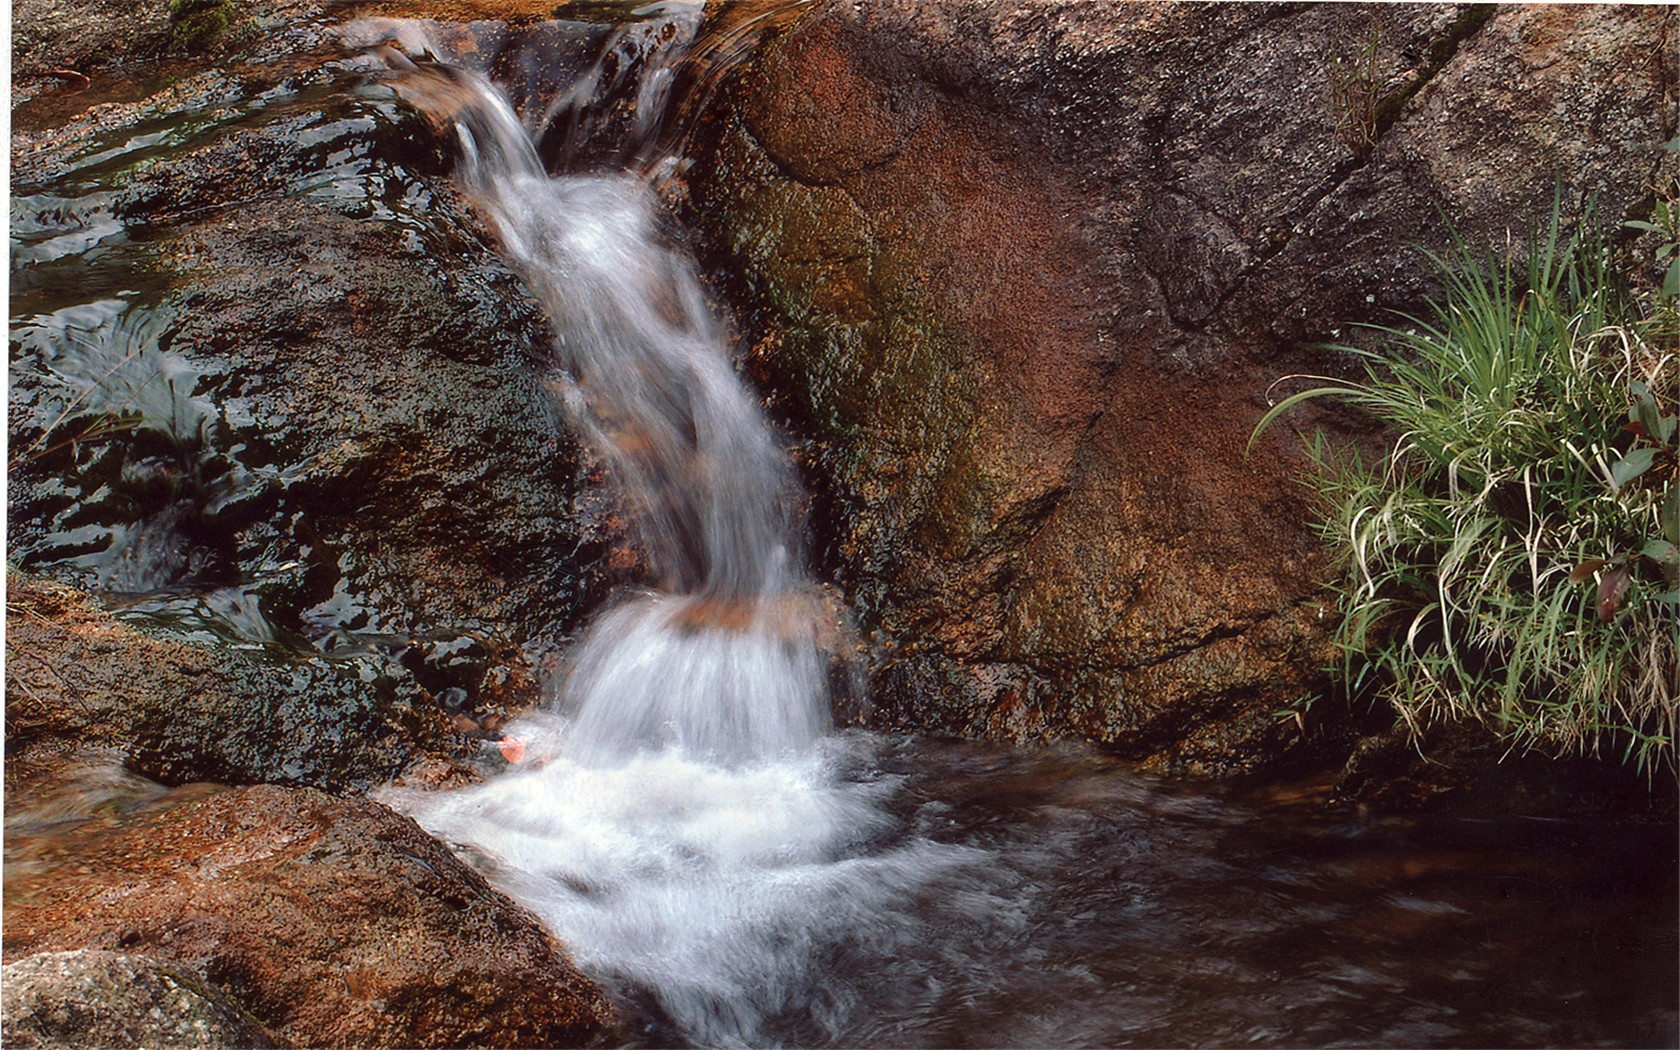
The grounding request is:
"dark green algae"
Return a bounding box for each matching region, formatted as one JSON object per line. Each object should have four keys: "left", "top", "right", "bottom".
{"left": 693, "top": 115, "right": 989, "bottom": 624}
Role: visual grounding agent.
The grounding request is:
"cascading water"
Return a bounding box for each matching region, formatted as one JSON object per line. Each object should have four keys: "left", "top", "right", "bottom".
{"left": 354, "top": 9, "right": 1676, "bottom": 1050}
{"left": 5, "top": 3, "right": 1672, "bottom": 1045}
{"left": 361, "top": 10, "right": 961, "bottom": 1044}
{"left": 411, "top": 54, "right": 829, "bottom": 764}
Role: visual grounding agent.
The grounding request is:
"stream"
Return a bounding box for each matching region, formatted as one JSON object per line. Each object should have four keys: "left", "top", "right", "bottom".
{"left": 393, "top": 718, "right": 1678, "bottom": 1048}
{"left": 9, "top": 2, "right": 1678, "bottom": 1047}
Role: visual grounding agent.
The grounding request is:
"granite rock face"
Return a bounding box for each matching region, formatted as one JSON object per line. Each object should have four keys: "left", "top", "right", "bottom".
{"left": 688, "top": 0, "right": 1679, "bottom": 772}
{"left": 1, "top": 950, "right": 280, "bottom": 1050}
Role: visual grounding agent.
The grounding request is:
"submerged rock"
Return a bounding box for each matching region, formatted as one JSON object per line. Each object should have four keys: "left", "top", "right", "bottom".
{"left": 0, "top": 950, "right": 279, "bottom": 1050}
{"left": 687, "top": 0, "right": 1678, "bottom": 773}
{"left": 2, "top": 774, "right": 618, "bottom": 1048}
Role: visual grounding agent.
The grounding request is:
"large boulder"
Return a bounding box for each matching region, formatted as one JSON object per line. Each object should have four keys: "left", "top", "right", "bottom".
{"left": 687, "top": 0, "right": 1679, "bottom": 772}
{"left": 8, "top": 22, "right": 634, "bottom": 778}
{"left": 2, "top": 774, "right": 617, "bottom": 1048}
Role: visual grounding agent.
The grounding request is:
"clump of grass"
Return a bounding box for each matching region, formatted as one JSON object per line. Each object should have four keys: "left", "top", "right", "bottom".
{"left": 1326, "top": 26, "right": 1383, "bottom": 162}
{"left": 1256, "top": 198, "right": 1678, "bottom": 775}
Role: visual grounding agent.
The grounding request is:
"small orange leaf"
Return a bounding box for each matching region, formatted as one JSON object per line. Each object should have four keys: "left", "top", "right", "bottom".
{"left": 497, "top": 737, "right": 527, "bottom": 764}
{"left": 1569, "top": 559, "right": 1609, "bottom": 584}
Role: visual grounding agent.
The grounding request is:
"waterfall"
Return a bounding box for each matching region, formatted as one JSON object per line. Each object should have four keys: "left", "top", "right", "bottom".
{"left": 346, "top": 14, "right": 1678, "bottom": 1050}
{"left": 365, "top": 11, "right": 830, "bottom": 765}
{"left": 360, "top": 11, "right": 936, "bottom": 1045}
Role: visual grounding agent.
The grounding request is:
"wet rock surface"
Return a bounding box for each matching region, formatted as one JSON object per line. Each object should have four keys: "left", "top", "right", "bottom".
{"left": 2, "top": 771, "right": 617, "bottom": 1048}
{"left": 9, "top": 30, "right": 631, "bottom": 774}
{"left": 6, "top": 0, "right": 1674, "bottom": 1043}
{"left": 1, "top": 949, "right": 280, "bottom": 1050}
{"left": 5, "top": 576, "right": 443, "bottom": 791}
{"left": 10, "top": 13, "right": 632, "bottom": 1042}
{"left": 686, "top": 0, "right": 1679, "bottom": 773}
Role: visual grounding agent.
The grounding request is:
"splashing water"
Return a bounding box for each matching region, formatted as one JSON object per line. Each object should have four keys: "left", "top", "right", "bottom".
{"left": 368, "top": 9, "right": 829, "bottom": 763}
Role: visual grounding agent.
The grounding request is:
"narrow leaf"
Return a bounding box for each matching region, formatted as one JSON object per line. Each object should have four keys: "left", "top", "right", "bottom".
{"left": 1246, "top": 381, "right": 1371, "bottom": 454}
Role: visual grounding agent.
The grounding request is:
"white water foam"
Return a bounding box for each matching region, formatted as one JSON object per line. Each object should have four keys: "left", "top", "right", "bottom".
{"left": 394, "top": 719, "right": 1000, "bottom": 1047}
{"left": 379, "top": 36, "right": 830, "bottom": 759}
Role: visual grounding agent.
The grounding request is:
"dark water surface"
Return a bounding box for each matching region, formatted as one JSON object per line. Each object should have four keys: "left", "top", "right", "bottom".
{"left": 844, "top": 738, "right": 1677, "bottom": 1050}
{"left": 397, "top": 727, "right": 1678, "bottom": 1050}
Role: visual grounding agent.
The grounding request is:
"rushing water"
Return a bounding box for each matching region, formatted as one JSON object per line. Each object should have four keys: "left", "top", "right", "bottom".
{"left": 354, "top": 9, "right": 1679, "bottom": 1049}
{"left": 364, "top": 11, "right": 831, "bottom": 764}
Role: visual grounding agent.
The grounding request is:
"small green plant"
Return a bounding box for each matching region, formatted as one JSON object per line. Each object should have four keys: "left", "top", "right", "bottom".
{"left": 168, "top": 0, "right": 233, "bottom": 53}
{"left": 1623, "top": 140, "right": 1680, "bottom": 301}
{"left": 1624, "top": 204, "right": 1680, "bottom": 301}
{"left": 1254, "top": 200, "right": 1678, "bottom": 774}
{"left": 1327, "top": 27, "right": 1383, "bottom": 162}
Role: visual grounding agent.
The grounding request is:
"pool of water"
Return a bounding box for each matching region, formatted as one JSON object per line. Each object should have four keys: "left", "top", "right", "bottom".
{"left": 396, "top": 727, "right": 1678, "bottom": 1049}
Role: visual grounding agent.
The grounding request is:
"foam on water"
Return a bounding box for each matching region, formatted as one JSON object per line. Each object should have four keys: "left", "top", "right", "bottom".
{"left": 398, "top": 718, "right": 1001, "bottom": 1046}
{"left": 563, "top": 593, "right": 831, "bottom": 761}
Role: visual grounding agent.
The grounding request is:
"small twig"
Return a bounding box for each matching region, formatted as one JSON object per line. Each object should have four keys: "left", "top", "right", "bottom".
{"left": 7, "top": 339, "right": 179, "bottom": 471}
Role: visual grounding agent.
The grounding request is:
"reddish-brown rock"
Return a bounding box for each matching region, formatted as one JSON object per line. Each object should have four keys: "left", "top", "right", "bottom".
{"left": 688, "top": 1, "right": 1678, "bottom": 772}
{"left": 4, "top": 575, "right": 451, "bottom": 791}
{"left": 3, "top": 770, "right": 617, "bottom": 1049}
